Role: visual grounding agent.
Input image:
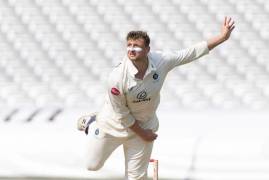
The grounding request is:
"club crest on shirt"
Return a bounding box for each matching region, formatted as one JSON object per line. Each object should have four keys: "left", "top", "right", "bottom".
{"left": 153, "top": 73, "right": 159, "bottom": 80}
{"left": 111, "top": 87, "right": 120, "bottom": 96}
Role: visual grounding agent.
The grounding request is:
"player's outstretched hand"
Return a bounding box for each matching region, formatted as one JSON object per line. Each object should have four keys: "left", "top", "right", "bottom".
{"left": 207, "top": 16, "right": 235, "bottom": 50}
{"left": 220, "top": 16, "right": 235, "bottom": 41}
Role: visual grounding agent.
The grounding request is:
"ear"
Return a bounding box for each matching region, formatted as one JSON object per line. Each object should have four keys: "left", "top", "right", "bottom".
{"left": 146, "top": 46, "right": 150, "bottom": 53}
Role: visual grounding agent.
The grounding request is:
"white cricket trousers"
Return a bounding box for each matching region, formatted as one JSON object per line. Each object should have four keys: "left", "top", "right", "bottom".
{"left": 86, "top": 122, "right": 153, "bottom": 180}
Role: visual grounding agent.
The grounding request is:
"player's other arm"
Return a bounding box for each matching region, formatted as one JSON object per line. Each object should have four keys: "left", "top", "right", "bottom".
{"left": 207, "top": 17, "right": 235, "bottom": 50}
{"left": 108, "top": 71, "right": 135, "bottom": 128}
{"left": 129, "top": 120, "right": 158, "bottom": 142}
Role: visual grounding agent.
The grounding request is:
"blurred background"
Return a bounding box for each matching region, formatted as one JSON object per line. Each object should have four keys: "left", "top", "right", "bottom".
{"left": 1, "top": 0, "right": 269, "bottom": 179}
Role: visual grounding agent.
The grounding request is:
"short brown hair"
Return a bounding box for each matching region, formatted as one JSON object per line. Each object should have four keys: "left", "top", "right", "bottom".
{"left": 126, "top": 31, "right": 150, "bottom": 47}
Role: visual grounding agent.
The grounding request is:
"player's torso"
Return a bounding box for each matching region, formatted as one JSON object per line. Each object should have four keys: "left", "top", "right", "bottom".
{"left": 123, "top": 63, "right": 167, "bottom": 119}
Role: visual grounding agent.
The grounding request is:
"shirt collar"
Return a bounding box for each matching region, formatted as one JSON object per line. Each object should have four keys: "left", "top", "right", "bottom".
{"left": 126, "top": 54, "right": 156, "bottom": 79}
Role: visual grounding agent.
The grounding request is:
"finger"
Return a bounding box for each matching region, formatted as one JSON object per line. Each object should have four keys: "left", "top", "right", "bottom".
{"left": 229, "top": 21, "right": 235, "bottom": 28}
{"left": 227, "top": 17, "right": 232, "bottom": 25}
{"left": 230, "top": 25, "right": 235, "bottom": 32}
{"left": 224, "top": 16, "right": 227, "bottom": 26}
{"left": 152, "top": 134, "right": 157, "bottom": 139}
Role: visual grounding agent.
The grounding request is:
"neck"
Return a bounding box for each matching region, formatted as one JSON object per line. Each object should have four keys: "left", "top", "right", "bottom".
{"left": 132, "top": 57, "right": 148, "bottom": 80}
{"left": 133, "top": 57, "right": 148, "bottom": 71}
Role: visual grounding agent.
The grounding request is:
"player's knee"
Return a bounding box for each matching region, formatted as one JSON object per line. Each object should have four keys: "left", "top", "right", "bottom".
{"left": 86, "top": 161, "right": 103, "bottom": 171}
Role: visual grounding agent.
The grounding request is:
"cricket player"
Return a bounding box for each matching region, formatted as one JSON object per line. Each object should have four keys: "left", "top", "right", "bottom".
{"left": 77, "top": 17, "right": 235, "bottom": 180}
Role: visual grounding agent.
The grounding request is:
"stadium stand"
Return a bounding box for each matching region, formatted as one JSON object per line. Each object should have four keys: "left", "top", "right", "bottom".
{"left": 1, "top": 0, "right": 269, "bottom": 179}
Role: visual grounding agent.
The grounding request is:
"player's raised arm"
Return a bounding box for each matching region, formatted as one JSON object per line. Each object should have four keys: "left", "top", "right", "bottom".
{"left": 207, "top": 17, "right": 235, "bottom": 51}
{"left": 159, "top": 17, "right": 235, "bottom": 71}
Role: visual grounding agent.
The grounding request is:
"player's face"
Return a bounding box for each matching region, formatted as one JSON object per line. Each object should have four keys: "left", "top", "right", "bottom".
{"left": 127, "top": 38, "right": 150, "bottom": 61}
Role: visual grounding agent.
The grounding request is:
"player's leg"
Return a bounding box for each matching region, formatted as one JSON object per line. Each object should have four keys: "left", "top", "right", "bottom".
{"left": 123, "top": 135, "right": 154, "bottom": 180}
{"left": 85, "top": 121, "right": 123, "bottom": 171}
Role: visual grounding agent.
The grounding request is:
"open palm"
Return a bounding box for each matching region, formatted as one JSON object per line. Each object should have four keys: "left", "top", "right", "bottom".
{"left": 221, "top": 17, "right": 235, "bottom": 40}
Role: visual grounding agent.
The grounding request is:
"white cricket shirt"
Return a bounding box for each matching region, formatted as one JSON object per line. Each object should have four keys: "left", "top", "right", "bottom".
{"left": 96, "top": 41, "right": 209, "bottom": 137}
